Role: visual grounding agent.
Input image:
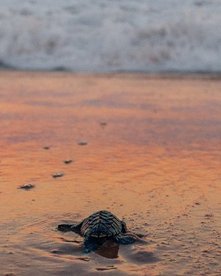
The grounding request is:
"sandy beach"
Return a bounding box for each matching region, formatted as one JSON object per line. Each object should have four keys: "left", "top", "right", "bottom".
{"left": 0, "top": 72, "right": 220, "bottom": 276}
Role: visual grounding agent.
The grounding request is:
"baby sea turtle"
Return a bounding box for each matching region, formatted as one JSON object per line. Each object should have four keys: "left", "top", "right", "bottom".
{"left": 58, "top": 210, "right": 140, "bottom": 253}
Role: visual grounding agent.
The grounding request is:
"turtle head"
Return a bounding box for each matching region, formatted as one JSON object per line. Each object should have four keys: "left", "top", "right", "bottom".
{"left": 83, "top": 234, "right": 107, "bottom": 253}
{"left": 83, "top": 237, "right": 100, "bottom": 253}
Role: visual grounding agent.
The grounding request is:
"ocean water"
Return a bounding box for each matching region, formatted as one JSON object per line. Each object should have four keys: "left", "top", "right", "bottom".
{"left": 0, "top": 0, "right": 221, "bottom": 73}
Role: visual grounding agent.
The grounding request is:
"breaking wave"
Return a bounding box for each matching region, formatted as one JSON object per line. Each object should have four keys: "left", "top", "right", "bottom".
{"left": 0, "top": 0, "right": 221, "bottom": 72}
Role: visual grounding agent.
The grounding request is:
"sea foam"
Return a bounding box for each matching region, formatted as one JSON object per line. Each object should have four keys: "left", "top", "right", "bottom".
{"left": 0, "top": 0, "right": 221, "bottom": 72}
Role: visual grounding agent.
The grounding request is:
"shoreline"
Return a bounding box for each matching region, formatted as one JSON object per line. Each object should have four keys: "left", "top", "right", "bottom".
{"left": 1, "top": 69, "right": 221, "bottom": 80}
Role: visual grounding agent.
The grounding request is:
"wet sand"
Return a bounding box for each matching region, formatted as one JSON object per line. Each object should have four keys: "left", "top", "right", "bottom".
{"left": 0, "top": 72, "right": 220, "bottom": 276}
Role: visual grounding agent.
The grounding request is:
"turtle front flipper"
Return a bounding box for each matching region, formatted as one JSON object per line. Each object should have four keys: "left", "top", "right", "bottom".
{"left": 57, "top": 221, "right": 82, "bottom": 234}
{"left": 57, "top": 224, "right": 75, "bottom": 232}
{"left": 114, "top": 232, "right": 140, "bottom": 244}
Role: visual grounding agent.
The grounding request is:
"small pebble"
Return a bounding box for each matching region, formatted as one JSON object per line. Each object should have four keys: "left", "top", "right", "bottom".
{"left": 52, "top": 172, "right": 64, "bottom": 178}
{"left": 51, "top": 249, "right": 62, "bottom": 254}
{"left": 8, "top": 252, "right": 14, "bottom": 255}
{"left": 43, "top": 146, "right": 50, "bottom": 150}
{"left": 18, "top": 184, "right": 35, "bottom": 190}
{"left": 64, "top": 159, "right": 72, "bottom": 164}
{"left": 76, "top": 257, "right": 90, "bottom": 262}
{"left": 96, "top": 266, "right": 116, "bottom": 271}
{"left": 78, "top": 141, "right": 87, "bottom": 146}
{"left": 205, "top": 213, "right": 214, "bottom": 218}
{"left": 100, "top": 122, "right": 107, "bottom": 126}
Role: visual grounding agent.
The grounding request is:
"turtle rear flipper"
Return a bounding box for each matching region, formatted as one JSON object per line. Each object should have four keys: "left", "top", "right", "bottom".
{"left": 114, "top": 232, "right": 139, "bottom": 244}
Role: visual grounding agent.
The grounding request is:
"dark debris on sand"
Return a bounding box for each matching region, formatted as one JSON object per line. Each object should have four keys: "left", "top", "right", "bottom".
{"left": 63, "top": 159, "right": 73, "bottom": 164}
{"left": 18, "top": 184, "right": 35, "bottom": 190}
{"left": 52, "top": 172, "right": 64, "bottom": 178}
{"left": 100, "top": 121, "right": 107, "bottom": 127}
{"left": 78, "top": 141, "right": 88, "bottom": 146}
{"left": 43, "top": 146, "right": 50, "bottom": 150}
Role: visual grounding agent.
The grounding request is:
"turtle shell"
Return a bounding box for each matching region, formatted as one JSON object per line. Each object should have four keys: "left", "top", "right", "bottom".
{"left": 80, "top": 210, "right": 123, "bottom": 238}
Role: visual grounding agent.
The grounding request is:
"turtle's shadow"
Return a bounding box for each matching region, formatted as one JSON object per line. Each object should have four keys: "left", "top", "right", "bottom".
{"left": 91, "top": 237, "right": 159, "bottom": 264}
{"left": 54, "top": 231, "right": 160, "bottom": 267}
{"left": 95, "top": 240, "right": 119, "bottom": 259}
{"left": 56, "top": 236, "right": 119, "bottom": 259}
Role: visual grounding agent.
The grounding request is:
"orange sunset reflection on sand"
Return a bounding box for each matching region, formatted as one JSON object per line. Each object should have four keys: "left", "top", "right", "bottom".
{"left": 0, "top": 72, "right": 220, "bottom": 275}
